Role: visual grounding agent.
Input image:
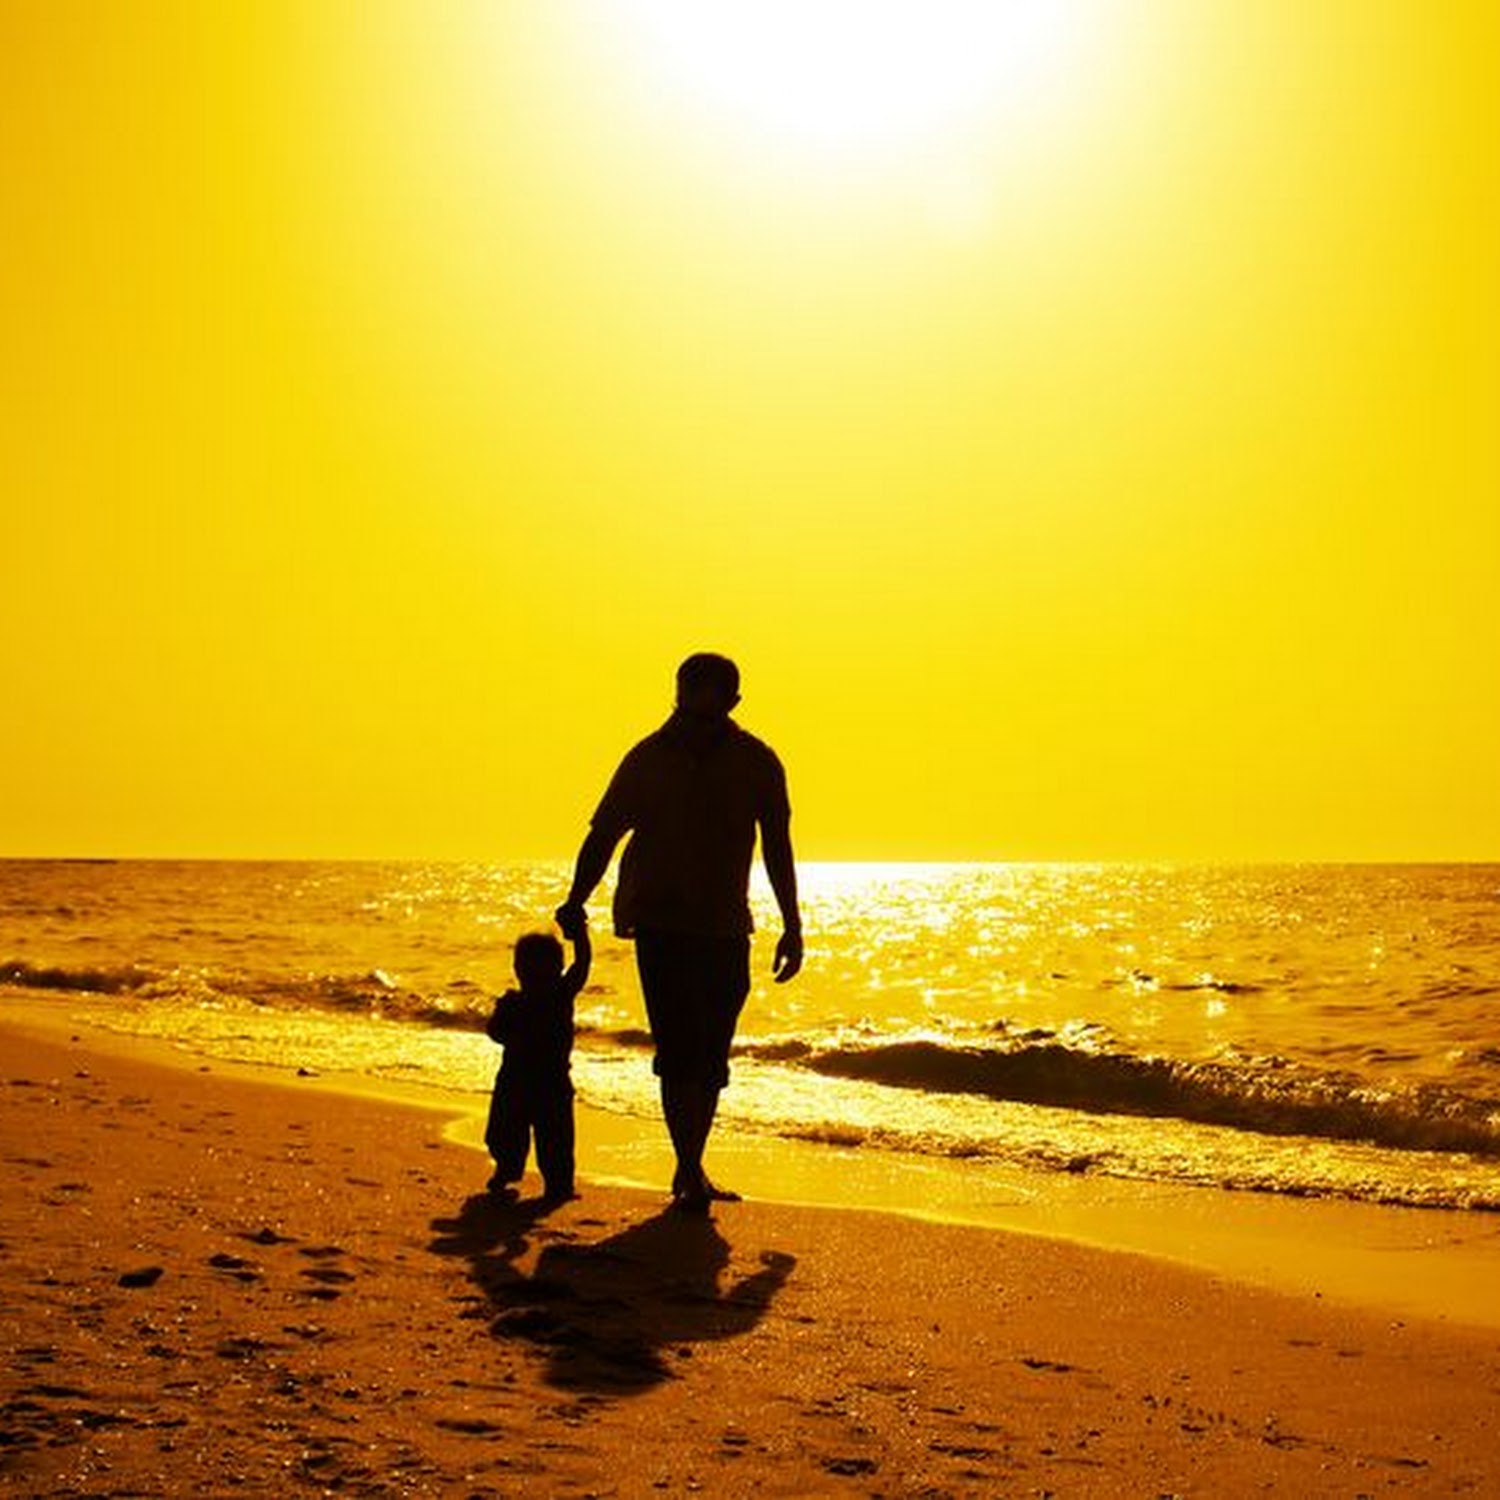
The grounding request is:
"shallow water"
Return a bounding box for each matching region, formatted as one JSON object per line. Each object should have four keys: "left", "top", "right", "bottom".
{"left": 3, "top": 859, "right": 1498, "bottom": 1209}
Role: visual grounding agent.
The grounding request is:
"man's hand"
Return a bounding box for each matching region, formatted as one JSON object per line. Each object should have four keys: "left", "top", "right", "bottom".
{"left": 555, "top": 901, "right": 587, "bottom": 940}
{"left": 772, "top": 929, "right": 803, "bottom": 984}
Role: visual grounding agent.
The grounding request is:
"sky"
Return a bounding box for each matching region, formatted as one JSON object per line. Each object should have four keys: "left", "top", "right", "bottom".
{"left": 3, "top": 1, "right": 1496, "bottom": 861}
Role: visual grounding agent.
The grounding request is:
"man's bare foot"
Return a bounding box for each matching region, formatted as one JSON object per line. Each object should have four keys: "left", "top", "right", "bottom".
{"left": 672, "top": 1168, "right": 739, "bottom": 1206}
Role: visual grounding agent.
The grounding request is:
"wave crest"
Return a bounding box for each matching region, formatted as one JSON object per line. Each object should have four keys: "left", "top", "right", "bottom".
{"left": 0, "top": 959, "right": 160, "bottom": 995}
{"left": 802, "top": 1038, "right": 1500, "bottom": 1157}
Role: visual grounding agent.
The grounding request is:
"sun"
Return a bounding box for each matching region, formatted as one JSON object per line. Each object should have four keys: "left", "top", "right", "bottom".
{"left": 608, "top": 0, "right": 1084, "bottom": 160}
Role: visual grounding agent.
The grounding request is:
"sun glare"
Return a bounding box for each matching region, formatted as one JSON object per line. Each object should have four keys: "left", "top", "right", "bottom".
{"left": 611, "top": 0, "right": 1084, "bottom": 158}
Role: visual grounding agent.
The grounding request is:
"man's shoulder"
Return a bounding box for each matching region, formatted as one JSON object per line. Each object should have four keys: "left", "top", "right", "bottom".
{"left": 609, "top": 720, "right": 785, "bottom": 785}
{"left": 619, "top": 724, "right": 676, "bottom": 762}
{"left": 599, "top": 728, "right": 673, "bottom": 788}
{"left": 727, "top": 723, "right": 785, "bottom": 770}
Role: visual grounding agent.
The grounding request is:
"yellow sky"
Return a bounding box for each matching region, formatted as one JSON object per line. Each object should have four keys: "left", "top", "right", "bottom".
{"left": 2, "top": 1, "right": 1496, "bottom": 860}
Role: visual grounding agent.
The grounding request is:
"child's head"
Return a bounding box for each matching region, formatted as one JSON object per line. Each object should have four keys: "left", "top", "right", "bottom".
{"left": 513, "top": 931, "right": 565, "bottom": 991}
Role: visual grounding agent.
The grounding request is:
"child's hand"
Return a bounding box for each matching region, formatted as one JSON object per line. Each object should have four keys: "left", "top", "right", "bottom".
{"left": 555, "top": 901, "right": 587, "bottom": 940}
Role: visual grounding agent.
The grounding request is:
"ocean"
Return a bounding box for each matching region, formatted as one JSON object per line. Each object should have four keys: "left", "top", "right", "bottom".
{"left": 3, "top": 859, "right": 1499, "bottom": 1211}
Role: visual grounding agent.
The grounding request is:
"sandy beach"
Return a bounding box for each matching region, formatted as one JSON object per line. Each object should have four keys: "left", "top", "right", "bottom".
{"left": 3, "top": 1010, "right": 1499, "bottom": 1497}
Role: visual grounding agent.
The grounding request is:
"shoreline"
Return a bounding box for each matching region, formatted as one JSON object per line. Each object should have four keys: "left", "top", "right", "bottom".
{"left": 8, "top": 997, "right": 1500, "bottom": 1332}
{"left": 4, "top": 1011, "right": 1500, "bottom": 1495}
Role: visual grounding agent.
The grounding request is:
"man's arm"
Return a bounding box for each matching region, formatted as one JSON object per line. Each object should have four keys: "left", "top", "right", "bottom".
{"left": 761, "top": 811, "right": 803, "bottom": 983}
{"left": 556, "top": 823, "right": 620, "bottom": 937}
{"left": 558, "top": 747, "right": 638, "bottom": 936}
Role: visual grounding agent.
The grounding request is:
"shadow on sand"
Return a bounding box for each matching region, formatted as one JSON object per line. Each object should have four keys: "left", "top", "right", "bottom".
{"left": 428, "top": 1193, "right": 795, "bottom": 1394}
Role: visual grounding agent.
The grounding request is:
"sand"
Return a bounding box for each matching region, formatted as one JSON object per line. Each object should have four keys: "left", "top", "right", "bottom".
{"left": 3, "top": 1011, "right": 1499, "bottom": 1497}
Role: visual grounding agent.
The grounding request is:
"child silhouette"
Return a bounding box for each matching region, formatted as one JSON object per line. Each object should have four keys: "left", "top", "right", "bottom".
{"left": 484, "top": 920, "right": 590, "bottom": 1202}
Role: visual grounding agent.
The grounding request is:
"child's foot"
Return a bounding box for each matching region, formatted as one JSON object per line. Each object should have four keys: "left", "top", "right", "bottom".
{"left": 486, "top": 1173, "right": 518, "bottom": 1200}
{"left": 540, "top": 1183, "right": 578, "bottom": 1205}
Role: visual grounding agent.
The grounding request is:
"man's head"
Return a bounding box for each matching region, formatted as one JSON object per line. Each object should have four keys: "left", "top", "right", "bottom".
{"left": 514, "top": 931, "right": 565, "bottom": 991}
{"left": 675, "top": 652, "right": 740, "bottom": 722}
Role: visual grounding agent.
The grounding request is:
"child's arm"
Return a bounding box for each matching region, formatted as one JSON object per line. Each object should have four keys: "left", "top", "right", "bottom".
{"left": 563, "top": 922, "right": 592, "bottom": 998}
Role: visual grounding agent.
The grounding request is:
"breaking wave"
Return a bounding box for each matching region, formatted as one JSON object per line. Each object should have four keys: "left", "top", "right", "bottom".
{"left": 0, "top": 959, "right": 161, "bottom": 995}
{"left": 795, "top": 1037, "right": 1500, "bottom": 1157}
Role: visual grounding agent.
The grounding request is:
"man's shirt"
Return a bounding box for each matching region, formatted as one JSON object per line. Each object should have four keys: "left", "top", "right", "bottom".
{"left": 591, "top": 714, "right": 790, "bottom": 939}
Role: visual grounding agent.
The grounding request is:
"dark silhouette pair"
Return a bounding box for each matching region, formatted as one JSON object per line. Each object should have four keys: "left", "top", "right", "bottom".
{"left": 556, "top": 653, "right": 803, "bottom": 1210}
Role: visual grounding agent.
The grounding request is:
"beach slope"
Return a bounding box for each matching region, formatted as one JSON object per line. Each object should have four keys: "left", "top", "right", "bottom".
{"left": 3, "top": 1019, "right": 1497, "bottom": 1496}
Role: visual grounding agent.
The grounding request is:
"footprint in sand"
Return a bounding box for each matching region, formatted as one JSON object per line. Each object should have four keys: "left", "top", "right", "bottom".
{"left": 207, "top": 1252, "right": 263, "bottom": 1283}
{"left": 118, "top": 1266, "right": 165, "bottom": 1288}
{"left": 281, "top": 1323, "right": 328, "bottom": 1341}
{"left": 242, "top": 1227, "right": 297, "bottom": 1246}
{"left": 820, "top": 1456, "right": 879, "bottom": 1477}
{"left": 297, "top": 1247, "right": 355, "bottom": 1299}
{"left": 929, "top": 1441, "right": 997, "bottom": 1460}
{"left": 436, "top": 1416, "right": 504, "bottom": 1436}
{"left": 214, "top": 1335, "right": 279, "bottom": 1361}
{"left": 301, "top": 1267, "right": 356, "bottom": 1285}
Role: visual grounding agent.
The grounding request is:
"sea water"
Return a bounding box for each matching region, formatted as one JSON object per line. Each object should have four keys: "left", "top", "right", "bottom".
{"left": 3, "top": 859, "right": 1499, "bottom": 1210}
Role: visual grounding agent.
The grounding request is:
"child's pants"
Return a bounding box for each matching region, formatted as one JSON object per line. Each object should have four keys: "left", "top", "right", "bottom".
{"left": 485, "top": 1074, "right": 574, "bottom": 1195}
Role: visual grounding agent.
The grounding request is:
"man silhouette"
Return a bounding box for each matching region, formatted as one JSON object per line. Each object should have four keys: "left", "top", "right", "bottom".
{"left": 556, "top": 653, "right": 802, "bottom": 1211}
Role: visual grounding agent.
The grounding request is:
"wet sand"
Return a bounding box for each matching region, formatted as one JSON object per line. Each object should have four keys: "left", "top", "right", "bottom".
{"left": 3, "top": 1011, "right": 1499, "bottom": 1497}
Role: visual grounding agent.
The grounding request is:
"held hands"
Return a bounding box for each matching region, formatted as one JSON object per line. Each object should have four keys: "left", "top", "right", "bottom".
{"left": 772, "top": 928, "right": 803, "bottom": 984}
{"left": 555, "top": 901, "right": 587, "bottom": 940}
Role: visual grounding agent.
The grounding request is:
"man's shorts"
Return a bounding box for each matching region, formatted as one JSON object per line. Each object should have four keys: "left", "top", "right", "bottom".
{"left": 634, "top": 929, "right": 751, "bottom": 1091}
